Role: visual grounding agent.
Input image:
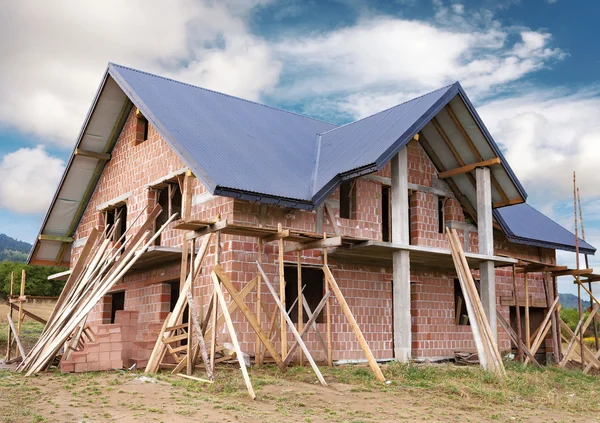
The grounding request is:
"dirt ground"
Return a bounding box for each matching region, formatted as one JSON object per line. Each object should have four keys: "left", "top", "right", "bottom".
{"left": 1, "top": 362, "right": 599, "bottom": 423}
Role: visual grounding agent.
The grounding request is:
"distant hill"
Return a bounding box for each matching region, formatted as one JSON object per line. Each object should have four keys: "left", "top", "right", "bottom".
{"left": 0, "top": 233, "right": 32, "bottom": 262}
{"left": 559, "top": 293, "right": 591, "bottom": 310}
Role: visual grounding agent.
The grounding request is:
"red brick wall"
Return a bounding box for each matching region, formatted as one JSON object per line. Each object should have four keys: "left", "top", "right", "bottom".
{"left": 73, "top": 111, "right": 555, "bottom": 363}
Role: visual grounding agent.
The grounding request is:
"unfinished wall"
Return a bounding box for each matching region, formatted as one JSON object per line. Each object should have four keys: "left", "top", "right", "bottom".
{"left": 71, "top": 110, "right": 555, "bottom": 365}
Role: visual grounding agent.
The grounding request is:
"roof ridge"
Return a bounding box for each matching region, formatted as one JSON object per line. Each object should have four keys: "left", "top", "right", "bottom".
{"left": 317, "top": 83, "right": 458, "bottom": 136}
{"left": 108, "top": 62, "right": 338, "bottom": 127}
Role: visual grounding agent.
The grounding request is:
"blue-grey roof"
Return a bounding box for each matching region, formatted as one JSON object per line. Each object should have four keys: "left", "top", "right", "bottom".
{"left": 108, "top": 64, "right": 527, "bottom": 209}
{"left": 494, "top": 203, "right": 595, "bottom": 254}
{"left": 108, "top": 63, "right": 336, "bottom": 207}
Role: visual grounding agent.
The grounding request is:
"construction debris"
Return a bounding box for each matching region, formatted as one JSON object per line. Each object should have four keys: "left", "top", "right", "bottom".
{"left": 447, "top": 228, "right": 505, "bottom": 376}
{"left": 18, "top": 205, "right": 175, "bottom": 375}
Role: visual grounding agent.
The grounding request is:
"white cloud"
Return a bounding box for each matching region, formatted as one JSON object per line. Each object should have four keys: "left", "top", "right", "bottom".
{"left": 478, "top": 88, "right": 600, "bottom": 201}
{"left": 0, "top": 0, "right": 280, "bottom": 147}
{"left": 0, "top": 147, "right": 65, "bottom": 214}
{"left": 274, "top": 7, "right": 563, "bottom": 118}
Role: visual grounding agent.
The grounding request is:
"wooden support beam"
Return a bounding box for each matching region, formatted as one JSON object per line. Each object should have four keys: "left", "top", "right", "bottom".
{"left": 278, "top": 223, "right": 287, "bottom": 359}
{"left": 213, "top": 266, "right": 287, "bottom": 373}
{"left": 186, "top": 220, "right": 228, "bottom": 240}
{"left": 261, "top": 229, "right": 290, "bottom": 243}
{"left": 438, "top": 158, "right": 501, "bottom": 179}
{"left": 38, "top": 234, "right": 74, "bottom": 243}
{"left": 516, "top": 265, "right": 568, "bottom": 274}
{"left": 323, "top": 266, "right": 386, "bottom": 382}
{"left": 181, "top": 170, "right": 193, "bottom": 221}
{"left": 445, "top": 104, "right": 510, "bottom": 203}
{"left": 302, "top": 295, "right": 329, "bottom": 358}
{"left": 323, "top": 233, "right": 333, "bottom": 367}
{"left": 7, "top": 315, "right": 26, "bottom": 358}
{"left": 419, "top": 134, "right": 478, "bottom": 220}
{"left": 297, "top": 251, "right": 303, "bottom": 366}
{"left": 283, "top": 236, "right": 342, "bottom": 253}
{"left": 324, "top": 202, "right": 340, "bottom": 236}
{"left": 256, "top": 238, "right": 263, "bottom": 367}
{"left": 553, "top": 268, "right": 593, "bottom": 277}
{"left": 74, "top": 148, "right": 111, "bottom": 161}
{"left": 257, "top": 262, "right": 327, "bottom": 386}
{"left": 496, "top": 311, "right": 540, "bottom": 367}
{"left": 284, "top": 291, "right": 330, "bottom": 365}
{"left": 524, "top": 296, "right": 560, "bottom": 365}
{"left": 211, "top": 272, "right": 256, "bottom": 400}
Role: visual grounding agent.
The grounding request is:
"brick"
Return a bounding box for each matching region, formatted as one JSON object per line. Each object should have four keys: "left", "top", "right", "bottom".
{"left": 71, "top": 351, "right": 87, "bottom": 363}
{"left": 99, "top": 351, "right": 111, "bottom": 362}
{"left": 99, "top": 343, "right": 111, "bottom": 352}
{"left": 110, "top": 359, "right": 123, "bottom": 369}
{"left": 110, "top": 350, "right": 122, "bottom": 360}
{"left": 60, "top": 362, "right": 75, "bottom": 373}
{"left": 74, "top": 362, "right": 88, "bottom": 373}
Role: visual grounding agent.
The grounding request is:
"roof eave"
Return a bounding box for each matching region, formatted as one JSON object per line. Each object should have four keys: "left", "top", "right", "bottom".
{"left": 28, "top": 68, "right": 113, "bottom": 265}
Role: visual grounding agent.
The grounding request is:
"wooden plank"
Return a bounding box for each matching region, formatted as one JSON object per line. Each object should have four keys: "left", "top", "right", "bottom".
{"left": 74, "top": 148, "right": 111, "bottom": 161}
{"left": 524, "top": 296, "right": 560, "bottom": 365}
{"left": 186, "top": 220, "right": 228, "bottom": 240}
{"left": 323, "top": 266, "right": 385, "bottom": 382}
{"left": 204, "top": 276, "right": 258, "bottom": 334}
{"left": 278, "top": 223, "right": 287, "bottom": 359}
{"left": 324, "top": 233, "right": 333, "bottom": 367}
{"left": 257, "top": 262, "right": 327, "bottom": 386}
{"left": 186, "top": 239, "right": 195, "bottom": 376}
{"left": 146, "top": 232, "right": 212, "bottom": 373}
{"left": 525, "top": 273, "right": 530, "bottom": 349}
{"left": 38, "top": 234, "right": 74, "bottom": 243}
{"left": 283, "top": 236, "right": 342, "bottom": 253}
{"left": 7, "top": 315, "right": 26, "bottom": 359}
{"left": 6, "top": 271, "right": 14, "bottom": 360}
{"left": 284, "top": 291, "right": 330, "bottom": 365}
{"left": 511, "top": 265, "right": 522, "bottom": 360}
{"left": 444, "top": 104, "right": 509, "bottom": 204}
{"left": 559, "top": 304, "right": 599, "bottom": 367}
{"left": 297, "top": 251, "right": 304, "bottom": 366}
{"left": 324, "top": 202, "right": 340, "bottom": 236}
{"left": 181, "top": 170, "right": 193, "bottom": 221}
{"left": 17, "top": 270, "right": 25, "bottom": 343}
{"left": 496, "top": 311, "right": 540, "bottom": 367}
{"left": 211, "top": 272, "right": 256, "bottom": 400}
{"left": 186, "top": 291, "right": 213, "bottom": 380}
{"left": 303, "top": 295, "right": 329, "bottom": 357}
{"left": 213, "top": 266, "right": 287, "bottom": 372}
{"left": 262, "top": 229, "right": 290, "bottom": 243}
{"left": 177, "top": 373, "right": 214, "bottom": 384}
{"left": 448, "top": 229, "right": 504, "bottom": 375}
{"left": 256, "top": 239, "right": 263, "bottom": 366}
{"left": 552, "top": 268, "right": 593, "bottom": 277}
{"left": 438, "top": 158, "right": 501, "bottom": 179}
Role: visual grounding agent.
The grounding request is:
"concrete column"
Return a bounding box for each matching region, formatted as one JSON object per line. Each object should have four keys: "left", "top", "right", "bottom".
{"left": 391, "top": 147, "right": 411, "bottom": 362}
{"left": 476, "top": 167, "right": 497, "bottom": 340}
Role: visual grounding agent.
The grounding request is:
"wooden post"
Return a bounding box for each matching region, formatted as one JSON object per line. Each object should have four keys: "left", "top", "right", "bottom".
{"left": 324, "top": 232, "right": 333, "bottom": 367}
{"left": 476, "top": 167, "right": 497, "bottom": 340}
{"left": 278, "top": 223, "right": 287, "bottom": 358}
{"left": 297, "top": 251, "right": 304, "bottom": 366}
{"left": 573, "top": 171, "right": 584, "bottom": 370}
{"left": 6, "top": 271, "right": 14, "bottom": 360}
{"left": 391, "top": 147, "right": 411, "bottom": 362}
{"left": 543, "top": 272, "right": 560, "bottom": 363}
{"left": 511, "top": 265, "right": 522, "bottom": 360}
{"left": 182, "top": 169, "right": 193, "bottom": 221}
{"left": 256, "top": 238, "right": 263, "bottom": 366}
{"left": 187, "top": 238, "right": 195, "bottom": 375}
{"left": 210, "top": 230, "right": 220, "bottom": 375}
{"left": 211, "top": 272, "right": 256, "bottom": 400}
{"left": 524, "top": 272, "right": 530, "bottom": 349}
{"left": 17, "top": 269, "right": 26, "bottom": 341}
{"left": 577, "top": 187, "right": 598, "bottom": 350}
{"left": 553, "top": 276, "right": 562, "bottom": 361}
{"left": 323, "top": 266, "right": 386, "bottom": 381}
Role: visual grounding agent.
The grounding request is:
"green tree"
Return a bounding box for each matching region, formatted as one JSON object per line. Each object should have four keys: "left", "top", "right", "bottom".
{"left": 0, "top": 261, "right": 68, "bottom": 298}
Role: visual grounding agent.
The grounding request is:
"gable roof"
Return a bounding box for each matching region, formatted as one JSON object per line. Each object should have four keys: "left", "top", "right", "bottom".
{"left": 28, "top": 63, "right": 594, "bottom": 265}
{"left": 494, "top": 203, "right": 596, "bottom": 255}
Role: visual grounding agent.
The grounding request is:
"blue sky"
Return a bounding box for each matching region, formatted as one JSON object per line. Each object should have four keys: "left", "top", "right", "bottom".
{"left": 0, "top": 0, "right": 598, "bottom": 294}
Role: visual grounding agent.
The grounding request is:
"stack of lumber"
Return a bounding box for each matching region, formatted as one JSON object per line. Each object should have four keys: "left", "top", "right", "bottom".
{"left": 18, "top": 205, "right": 176, "bottom": 375}
{"left": 446, "top": 228, "right": 506, "bottom": 376}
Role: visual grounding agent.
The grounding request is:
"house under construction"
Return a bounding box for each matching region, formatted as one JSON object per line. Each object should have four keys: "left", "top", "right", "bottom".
{"left": 28, "top": 64, "right": 597, "bottom": 374}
